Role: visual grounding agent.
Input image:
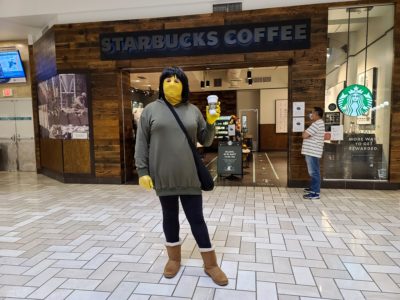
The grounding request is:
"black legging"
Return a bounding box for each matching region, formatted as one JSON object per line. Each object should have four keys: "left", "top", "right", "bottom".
{"left": 159, "top": 195, "right": 212, "bottom": 249}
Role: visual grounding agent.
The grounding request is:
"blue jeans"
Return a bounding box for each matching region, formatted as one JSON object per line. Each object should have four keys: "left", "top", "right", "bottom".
{"left": 305, "top": 155, "right": 321, "bottom": 194}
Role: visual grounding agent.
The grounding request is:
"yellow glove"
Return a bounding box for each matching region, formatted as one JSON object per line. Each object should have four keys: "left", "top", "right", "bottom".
{"left": 206, "top": 102, "right": 221, "bottom": 125}
{"left": 139, "top": 175, "right": 154, "bottom": 191}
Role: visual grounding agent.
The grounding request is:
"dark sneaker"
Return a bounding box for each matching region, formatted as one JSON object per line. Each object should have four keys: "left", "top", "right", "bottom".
{"left": 303, "top": 192, "right": 320, "bottom": 200}
{"left": 303, "top": 188, "right": 312, "bottom": 193}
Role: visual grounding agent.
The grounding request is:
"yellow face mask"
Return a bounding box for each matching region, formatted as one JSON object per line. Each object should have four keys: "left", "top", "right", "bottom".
{"left": 163, "top": 76, "right": 183, "bottom": 106}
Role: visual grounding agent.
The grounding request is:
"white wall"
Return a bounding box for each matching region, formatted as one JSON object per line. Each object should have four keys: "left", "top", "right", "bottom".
{"left": 237, "top": 90, "right": 260, "bottom": 114}
{"left": 260, "top": 89, "right": 288, "bottom": 124}
{"left": 190, "top": 67, "right": 288, "bottom": 92}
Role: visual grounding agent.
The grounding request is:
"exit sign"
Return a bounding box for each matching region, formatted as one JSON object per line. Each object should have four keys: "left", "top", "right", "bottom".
{"left": 2, "top": 88, "right": 13, "bottom": 97}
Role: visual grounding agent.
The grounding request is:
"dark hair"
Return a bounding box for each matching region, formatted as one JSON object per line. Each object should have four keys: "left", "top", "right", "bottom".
{"left": 158, "top": 66, "right": 189, "bottom": 103}
{"left": 313, "top": 107, "right": 324, "bottom": 118}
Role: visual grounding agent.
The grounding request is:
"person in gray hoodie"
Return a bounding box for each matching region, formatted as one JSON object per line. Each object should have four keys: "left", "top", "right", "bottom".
{"left": 135, "top": 66, "right": 228, "bottom": 286}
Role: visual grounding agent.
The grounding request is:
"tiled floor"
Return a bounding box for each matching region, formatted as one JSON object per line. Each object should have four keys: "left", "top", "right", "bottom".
{"left": 0, "top": 172, "right": 400, "bottom": 300}
{"left": 206, "top": 151, "right": 288, "bottom": 187}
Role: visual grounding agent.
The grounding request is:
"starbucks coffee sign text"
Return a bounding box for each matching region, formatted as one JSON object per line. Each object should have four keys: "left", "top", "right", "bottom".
{"left": 100, "top": 20, "right": 310, "bottom": 60}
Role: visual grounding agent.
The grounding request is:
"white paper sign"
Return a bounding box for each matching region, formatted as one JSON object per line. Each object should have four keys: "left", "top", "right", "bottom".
{"left": 293, "top": 102, "right": 305, "bottom": 117}
{"left": 292, "top": 117, "right": 305, "bottom": 132}
{"left": 72, "top": 132, "right": 89, "bottom": 139}
{"left": 275, "top": 99, "right": 288, "bottom": 133}
{"left": 228, "top": 124, "right": 236, "bottom": 136}
{"left": 330, "top": 125, "right": 344, "bottom": 141}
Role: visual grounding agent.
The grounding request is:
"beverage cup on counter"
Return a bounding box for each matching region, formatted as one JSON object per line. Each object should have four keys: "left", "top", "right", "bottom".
{"left": 207, "top": 95, "right": 218, "bottom": 115}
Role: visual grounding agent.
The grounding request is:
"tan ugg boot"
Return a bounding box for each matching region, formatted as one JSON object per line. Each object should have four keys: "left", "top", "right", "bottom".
{"left": 200, "top": 248, "right": 229, "bottom": 286}
{"left": 164, "top": 240, "right": 182, "bottom": 278}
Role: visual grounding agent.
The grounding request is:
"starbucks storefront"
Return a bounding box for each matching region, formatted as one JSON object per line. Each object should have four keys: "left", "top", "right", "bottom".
{"left": 29, "top": 1, "right": 400, "bottom": 189}
{"left": 323, "top": 3, "right": 396, "bottom": 188}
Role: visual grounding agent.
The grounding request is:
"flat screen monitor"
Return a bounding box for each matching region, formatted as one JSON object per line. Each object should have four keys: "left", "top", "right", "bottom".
{"left": 0, "top": 50, "right": 27, "bottom": 83}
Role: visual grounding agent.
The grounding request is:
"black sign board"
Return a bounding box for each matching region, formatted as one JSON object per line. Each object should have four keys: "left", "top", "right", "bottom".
{"left": 100, "top": 19, "right": 311, "bottom": 60}
{"left": 217, "top": 141, "right": 242, "bottom": 176}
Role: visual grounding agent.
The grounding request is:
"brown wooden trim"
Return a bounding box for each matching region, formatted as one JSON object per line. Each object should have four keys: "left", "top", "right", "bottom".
{"left": 259, "top": 124, "right": 289, "bottom": 151}
{"left": 28, "top": 45, "right": 41, "bottom": 172}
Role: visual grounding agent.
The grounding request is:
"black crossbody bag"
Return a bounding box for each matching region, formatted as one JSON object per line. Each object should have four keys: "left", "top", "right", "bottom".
{"left": 164, "top": 100, "right": 214, "bottom": 191}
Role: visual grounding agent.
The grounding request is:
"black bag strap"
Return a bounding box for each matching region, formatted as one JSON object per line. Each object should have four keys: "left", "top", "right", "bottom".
{"left": 163, "top": 99, "right": 198, "bottom": 155}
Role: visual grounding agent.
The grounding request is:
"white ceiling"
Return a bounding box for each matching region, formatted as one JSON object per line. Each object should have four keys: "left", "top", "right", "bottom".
{"left": 131, "top": 66, "right": 288, "bottom": 92}
{"left": 0, "top": 0, "right": 358, "bottom": 42}
{"left": 328, "top": 5, "right": 394, "bottom": 33}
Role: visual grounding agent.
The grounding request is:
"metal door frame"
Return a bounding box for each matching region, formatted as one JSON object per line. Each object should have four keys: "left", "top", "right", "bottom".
{"left": 0, "top": 98, "right": 35, "bottom": 171}
{"left": 239, "top": 108, "right": 259, "bottom": 152}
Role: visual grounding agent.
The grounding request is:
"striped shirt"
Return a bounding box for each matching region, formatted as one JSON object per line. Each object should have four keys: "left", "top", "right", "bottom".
{"left": 301, "top": 119, "right": 325, "bottom": 158}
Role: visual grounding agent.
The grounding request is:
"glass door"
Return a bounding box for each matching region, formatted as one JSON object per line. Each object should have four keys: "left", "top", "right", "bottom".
{"left": 0, "top": 100, "right": 18, "bottom": 171}
{"left": 0, "top": 99, "right": 36, "bottom": 171}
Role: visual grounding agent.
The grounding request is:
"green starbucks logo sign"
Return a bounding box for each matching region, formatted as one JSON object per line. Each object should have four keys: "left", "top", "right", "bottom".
{"left": 337, "top": 84, "right": 373, "bottom": 116}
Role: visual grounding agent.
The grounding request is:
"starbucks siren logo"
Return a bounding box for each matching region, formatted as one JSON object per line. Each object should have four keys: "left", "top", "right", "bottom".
{"left": 337, "top": 84, "right": 373, "bottom": 116}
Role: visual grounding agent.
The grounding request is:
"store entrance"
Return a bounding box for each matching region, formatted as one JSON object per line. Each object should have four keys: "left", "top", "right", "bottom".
{"left": 121, "top": 64, "right": 289, "bottom": 187}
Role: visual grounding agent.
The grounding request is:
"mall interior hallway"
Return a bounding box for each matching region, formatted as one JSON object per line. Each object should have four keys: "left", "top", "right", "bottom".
{"left": 204, "top": 151, "right": 288, "bottom": 188}
{"left": 0, "top": 172, "right": 399, "bottom": 299}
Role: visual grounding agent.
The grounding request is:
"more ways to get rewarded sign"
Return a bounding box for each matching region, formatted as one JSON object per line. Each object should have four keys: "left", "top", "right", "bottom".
{"left": 217, "top": 141, "right": 242, "bottom": 176}
{"left": 100, "top": 19, "right": 310, "bottom": 60}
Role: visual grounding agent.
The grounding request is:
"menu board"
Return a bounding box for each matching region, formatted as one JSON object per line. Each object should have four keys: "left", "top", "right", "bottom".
{"left": 275, "top": 99, "right": 288, "bottom": 133}
{"left": 217, "top": 141, "right": 242, "bottom": 176}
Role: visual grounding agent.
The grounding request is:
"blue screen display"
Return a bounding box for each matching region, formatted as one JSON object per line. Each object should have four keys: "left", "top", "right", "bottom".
{"left": 0, "top": 51, "right": 26, "bottom": 79}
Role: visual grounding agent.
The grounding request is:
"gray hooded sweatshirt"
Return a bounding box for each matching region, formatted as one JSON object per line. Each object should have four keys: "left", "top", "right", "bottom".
{"left": 135, "top": 99, "right": 215, "bottom": 196}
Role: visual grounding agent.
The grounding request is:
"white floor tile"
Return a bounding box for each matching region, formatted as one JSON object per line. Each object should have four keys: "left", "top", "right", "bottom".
{"left": 1, "top": 174, "right": 400, "bottom": 300}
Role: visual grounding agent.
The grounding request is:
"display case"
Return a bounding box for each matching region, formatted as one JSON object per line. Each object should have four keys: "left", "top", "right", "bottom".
{"left": 214, "top": 116, "right": 231, "bottom": 140}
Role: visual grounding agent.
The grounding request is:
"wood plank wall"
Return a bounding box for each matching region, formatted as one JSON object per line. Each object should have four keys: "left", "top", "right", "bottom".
{"left": 40, "top": 139, "right": 63, "bottom": 173}
{"left": 259, "top": 125, "right": 288, "bottom": 151}
{"left": 90, "top": 72, "right": 122, "bottom": 180}
{"left": 30, "top": 0, "right": 400, "bottom": 185}
{"left": 120, "top": 71, "right": 134, "bottom": 182}
{"left": 63, "top": 140, "right": 91, "bottom": 174}
{"left": 33, "top": 29, "right": 57, "bottom": 82}
{"left": 28, "top": 45, "right": 41, "bottom": 171}
{"left": 390, "top": 2, "right": 400, "bottom": 182}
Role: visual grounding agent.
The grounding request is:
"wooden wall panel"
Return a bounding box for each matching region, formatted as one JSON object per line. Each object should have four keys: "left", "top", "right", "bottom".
{"left": 390, "top": 2, "right": 400, "bottom": 183}
{"left": 28, "top": 45, "right": 41, "bottom": 171}
{"left": 63, "top": 140, "right": 91, "bottom": 174}
{"left": 90, "top": 72, "right": 122, "bottom": 179}
{"left": 120, "top": 71, "right": 135, "bottom": 181}
{"left": 33, "top": 29, "right": 57, "bottom": 82}
{"left": 40, "top": 139, "right": 63, "bottom": 173}
{"left": 259, "top": 125, "right": 288, "bottom": 151}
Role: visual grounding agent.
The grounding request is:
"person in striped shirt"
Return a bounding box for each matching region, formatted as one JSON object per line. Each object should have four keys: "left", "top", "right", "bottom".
{"left": 301, "top": 107, "right": 325, "bottom": 199}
